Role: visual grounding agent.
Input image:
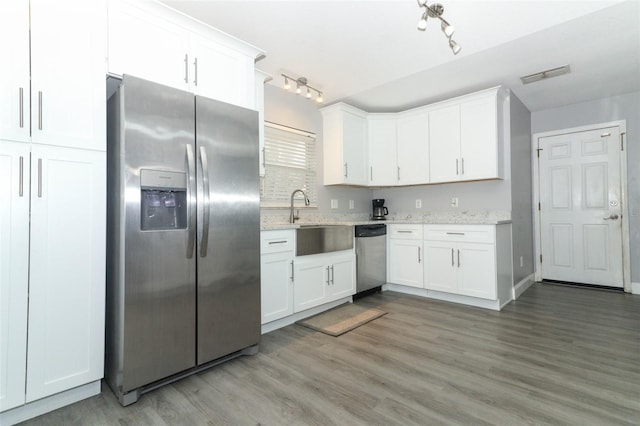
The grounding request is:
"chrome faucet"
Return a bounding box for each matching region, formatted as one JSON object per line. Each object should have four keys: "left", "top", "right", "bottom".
{"left": 290, "top": 189, "right": 310, "bottom": 223}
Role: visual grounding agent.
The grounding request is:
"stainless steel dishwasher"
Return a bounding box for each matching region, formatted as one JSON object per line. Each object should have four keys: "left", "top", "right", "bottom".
{"left": 355, "top": 224, "right": 387, "bottom": 297}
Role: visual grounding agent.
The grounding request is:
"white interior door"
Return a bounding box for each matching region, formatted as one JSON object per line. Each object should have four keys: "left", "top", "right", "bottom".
{"left": 538, "top": 127, "right": 623, "bottom": 287}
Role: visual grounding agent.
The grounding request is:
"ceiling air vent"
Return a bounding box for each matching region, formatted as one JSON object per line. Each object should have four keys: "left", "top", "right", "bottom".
{"left": 520, "top": 64, "right": 571, "bottom": 85}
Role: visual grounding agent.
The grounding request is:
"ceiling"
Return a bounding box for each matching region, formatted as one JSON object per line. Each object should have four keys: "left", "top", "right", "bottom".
{"left": 163, "top": 0, "right": 640, "bottom": 112}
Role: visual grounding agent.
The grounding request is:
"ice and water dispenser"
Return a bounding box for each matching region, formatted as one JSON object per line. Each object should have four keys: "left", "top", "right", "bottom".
{"left": 140, "top": 169, "right": 188, "bottom": 230}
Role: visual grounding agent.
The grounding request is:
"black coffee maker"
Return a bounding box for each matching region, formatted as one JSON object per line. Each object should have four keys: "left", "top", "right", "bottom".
{"left": 372, "top": 199, "right": 388, "bottom": 220}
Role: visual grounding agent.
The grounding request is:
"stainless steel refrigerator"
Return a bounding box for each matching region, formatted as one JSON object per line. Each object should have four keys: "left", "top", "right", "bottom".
{"left": 105, "top": 75, "right": 260, "bottom": 406}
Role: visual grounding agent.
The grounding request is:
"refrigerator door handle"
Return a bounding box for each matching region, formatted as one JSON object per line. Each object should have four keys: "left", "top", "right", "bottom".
{"left": 186, "top": 144, "right": 196, "bottom": 258}
{"left": 199, "top": 146, "right": 211, "bottom": 257}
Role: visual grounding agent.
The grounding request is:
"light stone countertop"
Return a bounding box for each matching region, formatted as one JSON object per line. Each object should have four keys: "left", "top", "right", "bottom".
{"left": 260, "top": 210, "right": 512, "bottom": 230}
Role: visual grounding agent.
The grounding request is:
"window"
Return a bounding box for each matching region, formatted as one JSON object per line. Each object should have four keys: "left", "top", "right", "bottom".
{"left": 261, "top": 122, "right": 317, "bottom": 207}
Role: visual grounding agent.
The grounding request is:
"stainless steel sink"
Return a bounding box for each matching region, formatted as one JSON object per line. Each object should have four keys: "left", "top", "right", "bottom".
{"left": 296, "top": 225, "right": 353, "bottom": 256}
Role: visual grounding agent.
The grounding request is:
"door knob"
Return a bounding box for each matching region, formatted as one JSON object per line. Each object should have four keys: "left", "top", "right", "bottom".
{"left": 603, "top": 214, "right": 619, "bottom": 220}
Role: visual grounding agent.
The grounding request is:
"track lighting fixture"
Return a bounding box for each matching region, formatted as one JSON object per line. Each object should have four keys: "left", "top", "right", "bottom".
{"left": 281, "top": 73, "right": 324, "bottom": 104}
{"left": 415, "top": 0, "right": 461, "bottom": 55}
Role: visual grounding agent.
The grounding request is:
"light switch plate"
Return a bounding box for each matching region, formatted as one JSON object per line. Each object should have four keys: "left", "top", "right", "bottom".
{"left": 451, "top": 197, "right": 459, "bottom": 208}
{"left": 415, "top": 199, "right": 422, "bottom": 209}
{"left": 331, "top": 199, "right": 339, "bottom": 209}
{"left": 349, "top": 200, "right": 355, "bottom": 209}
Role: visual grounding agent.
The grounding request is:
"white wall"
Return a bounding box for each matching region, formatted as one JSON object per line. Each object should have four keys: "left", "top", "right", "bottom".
{"left": 263, "top": 84, "right": 372, "bottom": 215}
{"left": 531, "top": 90, "right": 640, "bottom": 283}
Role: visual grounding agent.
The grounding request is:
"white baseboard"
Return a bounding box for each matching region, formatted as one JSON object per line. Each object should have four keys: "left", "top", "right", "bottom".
{"left": 513, "top": 273, "right": 536, "bottom": 300}
{"left": 632, "top": 282, "right": 640, "bottom": 295}
{"left": 261, "top": 296, "right": 352, "bottom": 334}
{"left": 0, "top": 381, "right": 101, "bottom": 426}
{"left": 383, "top": 283, "right": 501, "bottom": 311}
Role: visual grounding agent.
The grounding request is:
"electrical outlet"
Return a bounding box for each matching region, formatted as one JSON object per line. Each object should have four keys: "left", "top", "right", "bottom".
{"left": 451, "top": 197, "right": 459, "bottom": 208}
{"left": 415, "top": 199, "right": 422, "bottom": 209}
{"left": 349, "top": 200, "right": 355, "bottom": 210}
{"left": 520, "top": 256, "right": 524, "bottom": 268}
{"left": 331, "top": 199, "right": 339, "bottom": 209}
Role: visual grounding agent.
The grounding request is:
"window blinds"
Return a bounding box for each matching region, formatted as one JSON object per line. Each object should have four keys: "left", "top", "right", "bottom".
{"left": 261, "top": 122, "right": 317, "bottom": 207}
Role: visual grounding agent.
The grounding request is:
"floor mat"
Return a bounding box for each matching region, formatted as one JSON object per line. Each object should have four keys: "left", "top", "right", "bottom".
{"left": 296, "top": 303, "right": 387, "bottom": 336}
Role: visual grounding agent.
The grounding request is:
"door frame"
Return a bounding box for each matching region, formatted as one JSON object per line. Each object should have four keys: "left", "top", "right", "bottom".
{"left": 532, "top": 120, "right": 631, "bottom": 292}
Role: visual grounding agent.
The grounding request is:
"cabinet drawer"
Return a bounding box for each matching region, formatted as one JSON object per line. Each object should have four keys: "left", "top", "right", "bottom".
{"left": 261, "top": 229, "right": 295, "bottom": 254}
{"left": 389, "top": 224, "right": 423, "bottom": 240}
{"left": 423, "top": 224, "right": 495, "bottom": 244}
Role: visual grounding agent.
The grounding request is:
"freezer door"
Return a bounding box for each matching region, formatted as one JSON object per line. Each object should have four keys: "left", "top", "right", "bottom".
{"left": 195, "top": 96, "right": 260, "bottom": 365}
{"left": 113, "top": 75, "right": 197, "bottom": 392}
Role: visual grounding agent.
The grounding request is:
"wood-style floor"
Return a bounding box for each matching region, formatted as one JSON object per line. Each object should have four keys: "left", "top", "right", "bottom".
{"left": 22, "top": 283, "right": 640, "bottom": 425}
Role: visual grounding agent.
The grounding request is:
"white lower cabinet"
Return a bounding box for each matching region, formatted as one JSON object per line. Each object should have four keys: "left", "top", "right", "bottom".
{"left": 388, "top": 239, "right": 423, "bottom": 288}
{"left": 424, "top": 225, "right": 498, "bottom": 300}
{"left": 293, "top": 251, "right": 355, "bottom": 313}
{"left": 260, "top": 230, "right": 295, "bottom": 324}
{"left": 0, "top": 141, "right": 30, "bottom": 411}
{"left": 388, "top": 225, "right": 423, "bottom": 288}
{"left": 0, "top": 142, "right": 105, "bottom": 414}
{"left": 424, "top": 241, "right": 496, "bottom": 300}
{"left": 387, "top": 223, "right": 512, "bottom": 310}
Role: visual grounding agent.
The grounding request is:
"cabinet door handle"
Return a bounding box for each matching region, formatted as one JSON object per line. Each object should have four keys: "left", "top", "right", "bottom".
{"left": 19, "top": 87, "right": 24, "bottom": 128}
{"left": 370, "top": 166, "right": 373, "bottom": 181}
{"left": 268, "top": 240, "right": 288, "bottom": 245}
{"left": 262, "top": 147, "right": 266, "bottom": 167}
{"left": 397, "top": 166, "right": 400, "bottom": 181}
{"left": 19, "top": 156, "right": 24, "bottom": 197}
{"left": 193, "top": 57, "right": 198, "bottom": 86}
{"left": 446, "top": 232, "right": 465, "bottom": 235}
{"left": 456, "top": 158, "right": 459, "bottom": 175}
{"left": 326, "top": 266, "right": 331, "bottom": 285}
{"left": 397, "top": 230, "right": 413, "bottom": 234}
{"left": 457, "top": 249, "right": 460, "bottom": 267}
{"left": 38, "top": 91, "right": 43, "bottom": 130}
{"left": 330, "top": 265, "right": 335, "bottom": 284}
{"left": 461, "top": 158, "right": 465, "bottom": 175}
{"left": 344, "top": 163, "right": 348, "bottom": 178}
{"left": 418, "top": 247, "right": 421, "bottom": 263}
{"left": 37, "top": 158, "right": 43, "bottom": 197}
{"left": 290, "top": 260, "right": 294, "bottom": 282}
{"left": 451, "top": 248, "right": 454, "bottom": 266}
{"left": 184, "top": 54, "right": 189, "bottom": 83}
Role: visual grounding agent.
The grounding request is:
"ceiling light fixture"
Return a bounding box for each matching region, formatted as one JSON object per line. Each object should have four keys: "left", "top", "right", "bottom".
{"left": 282, "top": 74, "right": 324, "bottom": 103}
{"left": 520, "top": 65, "right": 571, "bottom": 85}
{"left": 415, "top": 0, "right": 461, "bottom": 55}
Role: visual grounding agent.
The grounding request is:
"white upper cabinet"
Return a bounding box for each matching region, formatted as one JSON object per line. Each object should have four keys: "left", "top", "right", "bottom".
{"left": 189, "top": 33, "right": 255, "bottom": 107}
{"left": 428, "top": 104, "right": 460, "bottom": 183}
{"left": 367, "top": 114, "right": 397, "bottom": 186}
{"left": 396, "top": 110, "right": 430, "bottom": 185}
{"left": 321, "top": 87, "right": 505, "bottom": 188}
{"left": 429, "top": 89, "right": 503, "bottom": 183}
{"left": 0, "top": 0, "right": 105, "bottom": 150}
{"left": 321, "top": 103, "right": 368, "bottom": 186}
{"left": 0, "top": 2, "right": 30, "bottom": 143}
{"left": 30, "top": 0, "right": 106, "bottom": 150}
{"left": 255, "top": 69, "right": 270, "bottom": 177}
{"left": 108, "top": 0, "right": 189, "bottom": 90}
{"left": 107, "top": 0, "right": 263, "bottom": 109}
{"left": 459, "top": 93, "right": 501, "bottom": 180}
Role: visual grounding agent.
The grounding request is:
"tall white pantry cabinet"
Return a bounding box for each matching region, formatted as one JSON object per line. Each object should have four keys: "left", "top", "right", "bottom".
{"left": 0, "top": 0, "right": 106, "bottom": 423}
